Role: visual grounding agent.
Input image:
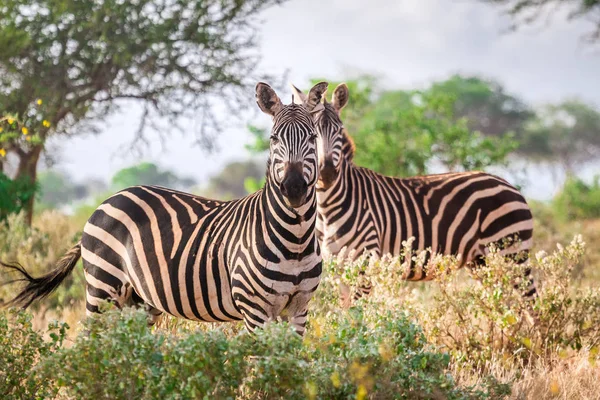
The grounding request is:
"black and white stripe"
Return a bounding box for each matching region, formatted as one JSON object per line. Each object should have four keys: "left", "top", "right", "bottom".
{"left": 292, "top": 83, "right": 535, "bottom": 302}
{"left": 1, "top": 82, "right": 329, "bottom": 335}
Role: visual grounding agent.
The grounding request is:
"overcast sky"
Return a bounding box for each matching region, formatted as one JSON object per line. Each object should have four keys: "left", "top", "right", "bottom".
{"left": 46, "top": 0, "right": 600, "bottom": 199}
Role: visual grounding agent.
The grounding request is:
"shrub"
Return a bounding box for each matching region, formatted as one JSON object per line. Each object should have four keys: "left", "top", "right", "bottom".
{"left": 0, "top": 173, "right": 37, "bottom": 221}
{"left": 0, "top": 309, "right": 66, "bottom": 400}
{"left": 329, "top": 235, "right": 600, "bottom": 373}
{"left": 553, "top": 176, "right": 600, "bottom": 221}
{"left": 0, "top": 305, "right": 496, "bottom": 399}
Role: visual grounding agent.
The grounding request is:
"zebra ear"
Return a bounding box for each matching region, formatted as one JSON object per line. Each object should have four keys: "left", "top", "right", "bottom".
{"left": 256, "top": 82, "right": 283, "bottom": 117}
{"left": 290, "top": 84, "right": 307, "bottom": 105}
{"left": 332, "top": 83, "right": 349, "bottom": 113}
{"left": 306, "top": 81, "right": 328, "bottom": 113}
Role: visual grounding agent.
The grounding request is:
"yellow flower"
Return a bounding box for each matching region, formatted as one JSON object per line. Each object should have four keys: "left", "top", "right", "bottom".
{"left": 356, "top": 384, "right": 368, "bottom": 400}
{"left": 0, "top": 149, "right": 6, "bottom": 157}
{"left": 42, "top": 120, "right": 51, "bottom": 128}
{"left": 21, "top": 127, "right": 29, "bottom": 135}
{"left": 7, "top": 118, "right": 14, "bottom": 124}
{"left": 350, "top": 361, "right": 368, "bottom": 380}
{"left": 549, "top": 379, "right": 560, "bottom": 395}
{"left": 330, "top": 371, "right": 341, "bottom": 388}
{"left": 0, "top": 127, "right": 3, "bottom": 133}
{"left": 304, "top": 381, "right": 317, "bottom": 400}
{"left": 37, "top": 99, "right": 42, "bottom": 105}
{"left": 25, "top": 136, "right": 31, "bottom": 142}
{"left": 312, "top": 318, "right": 322, "bottom": 338}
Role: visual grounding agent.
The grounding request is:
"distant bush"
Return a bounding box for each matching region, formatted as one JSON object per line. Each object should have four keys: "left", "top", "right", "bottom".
{"left": 553, "top": 176, "right": 600, "bottom": 220}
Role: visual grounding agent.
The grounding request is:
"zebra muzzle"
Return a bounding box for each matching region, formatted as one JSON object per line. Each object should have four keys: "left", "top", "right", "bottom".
{"left": 319, "top": 158, "right": 338, "bottom": 188}
{"left": 280, "top": 164, "right": 308, "bottom": 208}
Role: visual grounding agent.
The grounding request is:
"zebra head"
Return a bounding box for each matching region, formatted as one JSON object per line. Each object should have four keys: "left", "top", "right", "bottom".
{"left": 291, "top": 83, "right": 349, "bottom": 189}
{"left": 256, "top": 81, "right": 328, "bottom": 208}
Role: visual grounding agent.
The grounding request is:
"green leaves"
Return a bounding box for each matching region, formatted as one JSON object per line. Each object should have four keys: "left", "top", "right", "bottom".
{"left": 553, "top": 176, "right": 600, "bottom": 220}
{"left": 0, "top": 305, "right": 491, "bottom": 399}
{"left": 352, "top": 88, "right": 518, "bottom": 177}
{"left": 0, "top": 173, "right": 38, "bottom": 221}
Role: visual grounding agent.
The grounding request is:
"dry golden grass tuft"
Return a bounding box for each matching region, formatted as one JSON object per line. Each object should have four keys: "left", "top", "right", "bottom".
{"left": 453, "top": 352, "right": 600, "bottom": 400}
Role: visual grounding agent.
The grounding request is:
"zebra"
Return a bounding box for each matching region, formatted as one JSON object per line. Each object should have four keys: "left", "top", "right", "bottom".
{"left": 291, "top": 83, "right": 535, "bottom": 305}
{"left": 0, "top": 81, "right": 329, "bottom": 335}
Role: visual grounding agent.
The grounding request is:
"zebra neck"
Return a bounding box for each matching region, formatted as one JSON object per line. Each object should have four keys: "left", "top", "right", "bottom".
{"left": 317, "top": 159, "right": 351, "bottom": 208}
{"left": 262, "top": 179, "right": 317, "bottom": 240}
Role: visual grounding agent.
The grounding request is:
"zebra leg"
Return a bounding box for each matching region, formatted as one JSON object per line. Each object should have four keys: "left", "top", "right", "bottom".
{"left": 347, "top": 250, "right": 378, "bottom": 305}
{"left": 127, "top": 290, "right": 164, "bottom": 326}
{"left": 83, "top": 258, "right": 133, "bottom": 317}
{"left": 290, "top": 309, "right": 308, "bottom": 336}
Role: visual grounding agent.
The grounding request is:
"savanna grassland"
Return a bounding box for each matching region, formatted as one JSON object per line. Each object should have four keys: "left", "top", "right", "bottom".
{"left": 1, "top": 203, "right": 599, "bottom": 400}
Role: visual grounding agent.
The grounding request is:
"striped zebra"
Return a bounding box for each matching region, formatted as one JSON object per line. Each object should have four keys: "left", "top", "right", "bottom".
{"left": 0, "top": 81, "right": 329, "bottom": 335}
{"left": 291, "top": 83, "right": 535, "bottom": 304}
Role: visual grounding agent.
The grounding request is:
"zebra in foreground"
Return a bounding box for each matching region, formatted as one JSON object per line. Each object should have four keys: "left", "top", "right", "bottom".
{"left": 0, "top": 81, "right": 329, "bottom": 335}
{"left": 291, "top": 83, "right": 535, "bottom": 304}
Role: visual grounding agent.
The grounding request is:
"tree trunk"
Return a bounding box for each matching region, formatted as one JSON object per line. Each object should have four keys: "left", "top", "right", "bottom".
{"left": 15, "top": 145, "right": 43, "bottom": 226}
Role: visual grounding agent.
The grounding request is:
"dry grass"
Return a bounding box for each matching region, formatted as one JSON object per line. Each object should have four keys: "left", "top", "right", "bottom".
{"left": 452, "top": 352, "right": 600, "bottom": 400}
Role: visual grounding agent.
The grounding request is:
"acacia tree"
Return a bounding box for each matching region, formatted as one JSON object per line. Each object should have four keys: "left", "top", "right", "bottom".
{"left": 111, "top": 162, "right": 196, "bottom": 192}
{"left": 482, "top": 0, "right": 600, "bottom": 44}
{"left": 0, "top": 0, "right": 285, "bottom": 224}
{"left": 520, "top": 100, "right": 600, "bottom": 176}
{"left": 428, "top": 75, "right": 532, "bottom": 139}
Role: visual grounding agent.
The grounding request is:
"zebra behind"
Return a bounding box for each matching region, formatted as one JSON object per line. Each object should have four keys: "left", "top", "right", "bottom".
{"left": 291, "top": 83, "right": 535, "bottom": 303}
{"left": 0, "top": 81, "right": 329, "bottom": 335}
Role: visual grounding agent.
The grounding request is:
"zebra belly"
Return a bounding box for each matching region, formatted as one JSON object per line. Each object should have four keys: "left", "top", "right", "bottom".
{"left": 231, "top": 254, "right": 321, "bottom": 321}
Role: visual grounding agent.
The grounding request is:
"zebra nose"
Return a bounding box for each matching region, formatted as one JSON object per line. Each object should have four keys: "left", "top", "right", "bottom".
{"left": 319, "top": 157, "right": 337, "bottom": 187}
{"left": 280, "top": 163, "right": 308, "bottom": 207}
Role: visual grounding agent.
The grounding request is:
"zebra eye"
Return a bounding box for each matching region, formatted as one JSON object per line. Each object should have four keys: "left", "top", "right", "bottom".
{"left": 270, "top": 135, "right": 279, "bottom": 143}
{"left": 308, "top": 134, "right": 317, "bottom": 143}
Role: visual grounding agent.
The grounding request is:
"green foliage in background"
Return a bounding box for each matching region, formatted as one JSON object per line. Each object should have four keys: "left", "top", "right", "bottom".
{"left": 520, "top": 100, "right": 600, "bottom": 174}
{"left": 204, "top": 159, "right": 264, "bottom": 199}
{"left": 244, "top": 176, "right": 266, "bottom": 194}
{"left": 111, "top": 162, "right": 196, "bottom": 192}
{"left": 428, "top": 75, "right": 532, "bottom": 139}
{"left": 553, "top": 176, "right": 600, "bottom": 221}
{"left": 36, "top": 170, "right": 97, "bottom": 210}
{"left": 349, "top": 89, "right": 518, "bottom": 177}
{"left": 0, "top": 173, "right": 37, "bottom": 221}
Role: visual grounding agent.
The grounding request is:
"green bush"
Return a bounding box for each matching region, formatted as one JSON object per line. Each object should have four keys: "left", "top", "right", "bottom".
{"left": 0, "top": 309, "right": 66, "bottom": 400}
{"left": 0, "top": 173, "right": 37, "bottom": 220}
{"left": 553, "top": 176, "right": 600, "bottom": 220}
{"left": 0, "top": 304, "right": 502, "bottom": 399}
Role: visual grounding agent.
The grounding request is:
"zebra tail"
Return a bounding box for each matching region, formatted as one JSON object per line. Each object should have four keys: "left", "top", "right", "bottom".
{"left": 0, "top": 240, "right": 82, "bottom": 309}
